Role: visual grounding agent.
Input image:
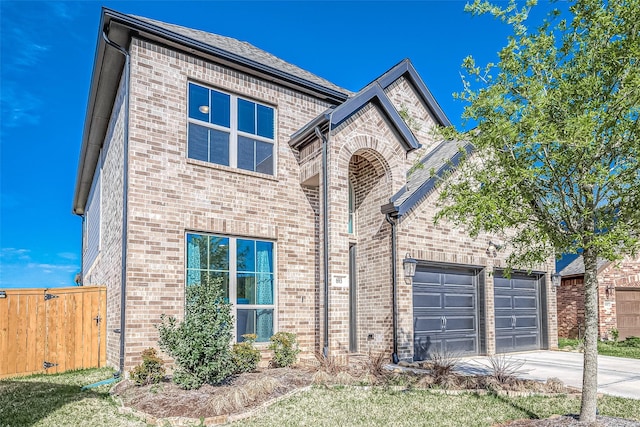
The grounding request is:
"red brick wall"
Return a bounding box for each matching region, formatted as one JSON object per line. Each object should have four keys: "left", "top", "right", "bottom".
{"left": 557, "top": 277, "right": 586, "bottom": 339}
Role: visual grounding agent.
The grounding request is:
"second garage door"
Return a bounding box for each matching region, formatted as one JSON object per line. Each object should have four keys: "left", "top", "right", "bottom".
{"left": 494, "top": 271, "right": 542, "bottom": 353}
{"left": 413, "top": 265, "right": 480, "bottom": 361}
{"left": 616, "top": 289, "right": 640, "bottom": 340}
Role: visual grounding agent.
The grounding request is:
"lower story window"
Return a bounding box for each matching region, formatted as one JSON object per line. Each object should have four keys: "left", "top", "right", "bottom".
{"left": 186, "top": 232, "right": 275, "bottom": 342}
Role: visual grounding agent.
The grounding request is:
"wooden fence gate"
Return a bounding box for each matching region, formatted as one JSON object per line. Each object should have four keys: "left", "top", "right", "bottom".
{"left": 0, "top": 286, "right": 106, "bottom": 378}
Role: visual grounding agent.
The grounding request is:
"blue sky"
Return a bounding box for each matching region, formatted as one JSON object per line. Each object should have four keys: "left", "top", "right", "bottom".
{"left": 0, "top": 0, "right": 561, "bottom": 289}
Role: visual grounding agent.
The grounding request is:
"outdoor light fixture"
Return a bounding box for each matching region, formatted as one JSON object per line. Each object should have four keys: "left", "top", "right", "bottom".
{"left": 551, "top": 273, "right": 562, "bottom": 290}
{"left": 605, "top": 284, "right": 615, "bottom": 299}
{"left": 403, "top": 254, "right": 417, "bottom": 284}
{"left": 0, "top": 291, "right": 6, "bottom": 299}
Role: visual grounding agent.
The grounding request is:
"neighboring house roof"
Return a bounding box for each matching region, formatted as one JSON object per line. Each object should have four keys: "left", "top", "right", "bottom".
{"left": 381, "top": 140, "right": 473, "bottom": 218}
{"left": 289, "top": 59, "right": 451, "bottom": 152}
{"left": 558, "top": 255, "right": 610, "bottom": 277}
{"left": 73, "top": 8, "right": 351, "bottom": 215}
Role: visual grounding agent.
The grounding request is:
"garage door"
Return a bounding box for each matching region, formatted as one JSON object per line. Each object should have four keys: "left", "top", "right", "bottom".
{"left": 617, "top": 289, "right": 640, "bottom": 340}
{"left": 494, "top": 272, "right": 541, "bottom": 353}
{"left": 413, "top": 265, "right": 479, "bottom": 361}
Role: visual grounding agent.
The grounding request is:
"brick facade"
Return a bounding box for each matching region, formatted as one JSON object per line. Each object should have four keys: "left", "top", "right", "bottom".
{"left": 558, "top": 256, "right": 640, "bottom": 340}
{"left": 77, "top": 13, "right": 558, "bottom": 372}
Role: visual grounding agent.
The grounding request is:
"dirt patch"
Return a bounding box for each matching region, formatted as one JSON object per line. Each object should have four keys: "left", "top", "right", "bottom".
{"left": 112, "top": 367, "right": 313, "bottom": 419}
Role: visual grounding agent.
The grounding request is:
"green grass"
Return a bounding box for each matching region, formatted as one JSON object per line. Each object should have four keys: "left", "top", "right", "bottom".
{"left": 3, "top": 368, "right": 639, "bottom": 427}
{"left": 232, "top": 387, "right": 640, "bottom": 427}
{"left": 558, "top": 337, "right": 640, "bottom": 359}
{"left": 0, "top": 368, "right": 148, "bottom": 427}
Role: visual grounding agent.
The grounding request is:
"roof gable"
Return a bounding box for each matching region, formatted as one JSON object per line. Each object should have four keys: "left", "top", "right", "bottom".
{"left": 290, "top": 59, "right": 449, "bottom": 152}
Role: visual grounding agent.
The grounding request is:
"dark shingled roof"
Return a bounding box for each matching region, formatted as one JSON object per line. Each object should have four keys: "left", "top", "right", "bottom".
{"left": 133, "top": 16, "right": 352, "bottom": 96}
{"left": 382, "top": 140, "right": 473, "bottom": 218}
{"left": 559, "top": 255, "right": 610, "bottom": 277}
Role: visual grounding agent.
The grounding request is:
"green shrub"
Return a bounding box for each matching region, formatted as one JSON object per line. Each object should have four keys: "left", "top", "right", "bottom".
{"left": 129, "top": 348, "right": 166, "bottom": 386}
{"left": 611, "top": 328, "right": 620, "bottom": 342}
{"left": 157, "top": 277, "right": 235, "bottom": 389}
{"left": 268, "top": 332, "right": 300, "bottom": 368}
{"left": 232, "top": 334, "right": 261, "bottom": 373}
{"left": 619, "top": 336, "right": 640, "bottom": 348}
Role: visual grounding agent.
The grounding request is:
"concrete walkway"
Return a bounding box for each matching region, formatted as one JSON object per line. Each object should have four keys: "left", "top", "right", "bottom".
{"left": 457, "top": 350, "right": 640, "bottom": 399}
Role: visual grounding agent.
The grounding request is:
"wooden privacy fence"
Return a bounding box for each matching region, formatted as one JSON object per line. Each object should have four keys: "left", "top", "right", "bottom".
{"left": 0, "top": 286, "right": 106, "bottom": 379}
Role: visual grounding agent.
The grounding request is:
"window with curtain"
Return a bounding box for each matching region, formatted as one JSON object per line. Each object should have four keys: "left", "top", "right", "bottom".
{"left": 187, "top": 82, "right": 275, "bottom": 175}
{"left": 186, "top": 232, "right": 274, "bottom": 342}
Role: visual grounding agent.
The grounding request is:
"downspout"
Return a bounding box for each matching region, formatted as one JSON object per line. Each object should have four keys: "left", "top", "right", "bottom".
{"left": 385, "top": 213, "right": 399, "bottom": 364}
{"left": 314, "top": 113, "right": 333, "bottom": 358}
{"left": 102, "top": 27, "right": 130, "bottom": 376}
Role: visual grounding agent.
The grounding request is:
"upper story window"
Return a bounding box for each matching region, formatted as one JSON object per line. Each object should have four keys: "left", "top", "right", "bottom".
{"left": 187, "top": 82, "right": 275, "bottom": 175}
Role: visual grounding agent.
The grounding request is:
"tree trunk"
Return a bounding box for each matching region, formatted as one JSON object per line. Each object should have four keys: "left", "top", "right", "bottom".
{"left": 580, "top": 247, "right": 599, "bottom": 422}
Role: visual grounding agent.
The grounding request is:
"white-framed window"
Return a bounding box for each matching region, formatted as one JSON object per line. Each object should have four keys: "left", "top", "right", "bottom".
{"left": 186, "top": 232, "right": 275, "bottom": 342}
{"left": 187, "top": 82, "right": 275, "bottom": 175}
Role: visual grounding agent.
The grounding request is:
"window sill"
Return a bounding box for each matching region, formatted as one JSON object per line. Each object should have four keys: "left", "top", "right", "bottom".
{"left": 187, "top": 158, "right": 279, "bottom": 183}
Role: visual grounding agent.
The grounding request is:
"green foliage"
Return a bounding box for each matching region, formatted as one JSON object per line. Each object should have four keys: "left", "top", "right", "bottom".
{"left": 157, "top": 277, "right": 235, "bottom": 389}
{"left": 438, "top": 0, "right": 640, "bottom": 268}
{"left": 618, "top": 336, "right": 640, "bottom": 348}
{"left": 611, "top": 328, "right": 620, "bottom": 342}
{"left": 129, "top": 348, "right": 165, "bottom": 386}
{"left": 268, "top": 332, "right": 300, "bottom": 368}
{"left": 437, "top": 1, "right": 640, "bottom": 421}
{"left": 232, "top": 334, "right": 261, "bottom": 374}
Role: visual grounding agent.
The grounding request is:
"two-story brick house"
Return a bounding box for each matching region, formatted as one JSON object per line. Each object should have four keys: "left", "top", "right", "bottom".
{"left": 73, "top": 8, "right": 558, "bottom": 373}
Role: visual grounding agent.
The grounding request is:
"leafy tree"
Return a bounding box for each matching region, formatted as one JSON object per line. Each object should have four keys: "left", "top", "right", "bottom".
{"left": 437, "top": 0, "right": 640, "bottom": 421}
{"left": 157, "top": 276, "right": 235, "bottom": 389}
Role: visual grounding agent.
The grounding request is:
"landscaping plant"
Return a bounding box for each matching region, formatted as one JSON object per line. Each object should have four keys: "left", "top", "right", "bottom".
{"left": 157, "top": 277, "right": 235, "bottom": 389}
{"left": 268, "top": 332, "right": 300, "bottom": 368}
{"left": 232, "top": 334, "right": 261, "bottom": 374}
{"left": 129, "top": 348, "right": 166, "bottom": 386}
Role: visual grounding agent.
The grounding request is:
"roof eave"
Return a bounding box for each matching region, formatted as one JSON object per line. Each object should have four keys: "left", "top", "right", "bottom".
{"left": 73, "top": 8, "right": 350, "bottom": 214}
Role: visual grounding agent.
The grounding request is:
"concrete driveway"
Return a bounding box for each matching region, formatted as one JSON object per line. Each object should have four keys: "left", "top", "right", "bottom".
{"left": 457, "top": 350, "right": 640, "bottom": 399}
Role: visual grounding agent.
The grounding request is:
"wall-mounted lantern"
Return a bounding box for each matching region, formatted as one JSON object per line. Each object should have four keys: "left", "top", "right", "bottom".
{"left": 403, "top": 254, "right": 417, "bottom": 284}
{"left": 551, "top": 273, "right": 562, "bottom": 291}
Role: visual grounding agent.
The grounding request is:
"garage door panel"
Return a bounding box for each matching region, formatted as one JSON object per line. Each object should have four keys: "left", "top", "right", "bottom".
{"left": 444, "top": 337, "right": 477, "bottom": 354}
{"left": 495, "top": 277, "right": 511, "bottom": 288}
{"left": 513, "top": 278, "right": 537, "bottom": 290}
{"left": 514, "top": 296, "right": 537, "bottom": 309}
{"left": 445, "top": 316, "right": 476, "bottom": 333}
{"left": 414, "top": 270, "right": 442, "bottom": 285}
{"left": 495, "top": 316, "right": 513, "bottom": 330}
{"left": 445, "top": 293, "right": 475, "bottom": 309}
{"left": 514, "top": 334, "right": 538, "bottom": 349}
{"left": 414, "top": 316, "right": 443, "bottom": 333}
{"left": 413, "top": 293, "right": 441, "bottom": 309}
{"left": 444, "top": 272, "right": 475, "bottom": 287}
{"left": 515, "top": 315, "right": 537, "bottom": 329}
{"left": 495, "top": 296, "right": 512, "bottom": 309}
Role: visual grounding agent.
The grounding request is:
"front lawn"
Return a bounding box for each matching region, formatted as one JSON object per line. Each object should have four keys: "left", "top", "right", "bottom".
{"left": 2, "top": 368, "right": 640, "bottom": 427}
{"left": 558, "top": 337, "right": 640, "bottom": 359}
{"left": 0, "top": 368, "right": 147, "bottom": 427}
{"left": 232, "top": 387, "right": 640, "bottom": 426}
